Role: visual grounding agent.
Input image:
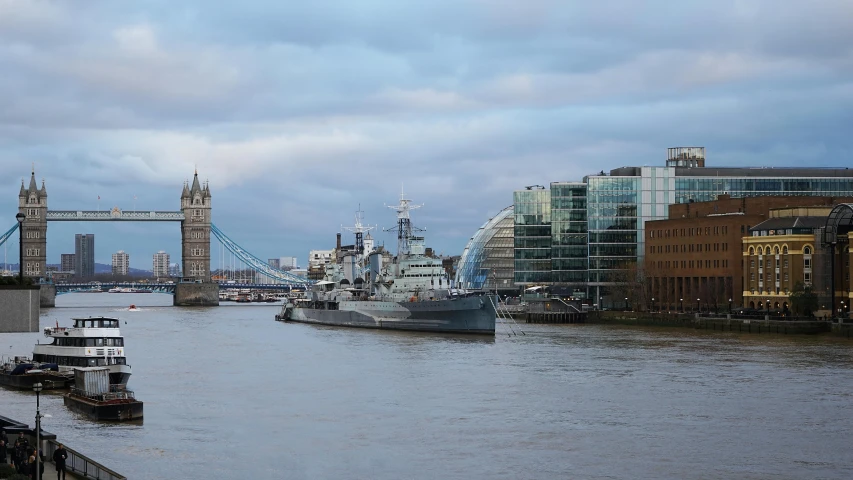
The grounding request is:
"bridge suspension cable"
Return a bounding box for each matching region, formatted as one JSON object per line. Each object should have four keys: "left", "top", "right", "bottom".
{"left": 210, "top": 223, "right": 313, "bottom": 285}
{"left": 0, "top": 223, "right": 19, "bottom": 248}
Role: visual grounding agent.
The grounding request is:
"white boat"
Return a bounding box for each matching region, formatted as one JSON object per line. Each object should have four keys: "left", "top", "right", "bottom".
{"left": 32, "top": 317, "right": 132, "bottom": 386}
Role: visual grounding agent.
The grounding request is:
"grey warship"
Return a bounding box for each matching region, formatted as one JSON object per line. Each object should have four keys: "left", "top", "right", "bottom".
{"left": 276, "top": 193, "right": 496, "bottom": 334}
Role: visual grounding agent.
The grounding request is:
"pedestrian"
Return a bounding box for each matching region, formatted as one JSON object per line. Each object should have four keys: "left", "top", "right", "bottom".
{"left": 52, "top": 444, "right": 67, "bottom": 480}
{"left": 14, "top": 432, "right": 29, "bottom": 472}
{"left": 0, "top": 427, "right": 7, "bottom": 464}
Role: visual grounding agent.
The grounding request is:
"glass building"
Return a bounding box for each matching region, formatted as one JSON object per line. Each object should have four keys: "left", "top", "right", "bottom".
{"left": 455, "top": 206, "right": 515, "bottom": 293}
{"left": 512, "top": 147, "right": 853, "bottom": 305}
{"left": 513, "top": 187, "right": 551, "bottom": 284}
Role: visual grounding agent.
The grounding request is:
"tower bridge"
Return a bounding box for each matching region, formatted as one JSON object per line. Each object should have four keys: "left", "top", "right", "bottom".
{"left": 3, "top": 168, "right": 312, "bottom": 307}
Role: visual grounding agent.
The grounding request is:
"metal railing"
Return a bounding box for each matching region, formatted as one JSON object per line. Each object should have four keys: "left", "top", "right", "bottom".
{"left": 46, "top": 439, "right": 126, "bottom": 480}
{"left": 70, "top": 387, "right": 136, "bottom": 402}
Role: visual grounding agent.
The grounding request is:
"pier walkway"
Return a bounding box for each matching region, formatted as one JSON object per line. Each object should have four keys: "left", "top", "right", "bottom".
{"left": 1, "top": 415, "right": 125, "bottom": 480}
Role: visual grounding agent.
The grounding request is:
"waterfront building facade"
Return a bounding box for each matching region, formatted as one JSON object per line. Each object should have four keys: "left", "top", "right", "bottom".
{"left": 112, "top": 251, "right": 130, "bottom": 275}
{"left": 512, "top": 147, "right": 853, "bottom": 307}
{"left": 74, "top": 234, "right": 95, "bottom": 278}
{"left": 742, "top": 206, "right": 844, "bottom": 316}
{"left": 153, "top": 251, "right": 170, "bottom": 278}
{"left": 455, "top": 206, "right": 514, "bottom": 293}
{"left": 645, "top": 195, "right": 853, "bottom": 311}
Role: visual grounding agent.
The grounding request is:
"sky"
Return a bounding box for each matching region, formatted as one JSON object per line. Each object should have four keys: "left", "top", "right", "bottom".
{"left": 1, "top": 0, "right": 852, "bottom": 270}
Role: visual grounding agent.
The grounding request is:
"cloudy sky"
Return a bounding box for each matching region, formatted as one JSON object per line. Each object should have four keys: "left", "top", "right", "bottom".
{"left": 1, "top": 0, "right": 852, "bottom": 270}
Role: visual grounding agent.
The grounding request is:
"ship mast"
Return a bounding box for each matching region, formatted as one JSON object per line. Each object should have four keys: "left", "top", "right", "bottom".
{"left": 385, "top": 186, "right": 423, "bottom": 274}
{"left": 342, "top": 206, "right": 376, "bottom": 275}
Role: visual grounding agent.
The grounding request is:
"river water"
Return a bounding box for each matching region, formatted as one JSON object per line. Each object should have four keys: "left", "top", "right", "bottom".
{"left": 1, "top": 293, "right": 852, "bottom": 479}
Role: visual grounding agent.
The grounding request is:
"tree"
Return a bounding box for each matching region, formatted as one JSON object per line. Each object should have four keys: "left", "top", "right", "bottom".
{"left": 789, "top": 282, "right": 818, "bottom": 317}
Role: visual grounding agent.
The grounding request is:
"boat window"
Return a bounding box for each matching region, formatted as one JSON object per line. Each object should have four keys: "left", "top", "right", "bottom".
{"left": 86, "top": 339, "right": 95, "bottom": 347}
{"left": 96, "top": 358, "right": 107, "bottom": 366}
{"left": 106, "top": 338, "right": 114, "bottom": 346}
{"left": 116, "top": 338, "right": 124, "bottom": 347}
{"left": 87, "top": 358, "right": 97, "bottom": 366}
{"left": 96, "top": 338, "right": 104, "bottom": 347}
{"left": 115, "top": 357, "right": 126, "bottom": 365}
{"left": 87, "top": 320, "right": 94, "bottom": 328}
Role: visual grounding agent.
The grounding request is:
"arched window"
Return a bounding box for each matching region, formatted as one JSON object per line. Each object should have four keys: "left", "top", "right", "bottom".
{"left": 758, "top": 246, "right": 764, "bottom": 255}
{"left": 783, "top": 245, "right": 788, "bottom": 254}
{"left": 804, "top": 246, "right": 812, "bottom": 255}
{"left": 774, "top": 246, "right": 780, "bottom": 255}
{"left": 748, "top": 247, "right": 754, "bottom": 255}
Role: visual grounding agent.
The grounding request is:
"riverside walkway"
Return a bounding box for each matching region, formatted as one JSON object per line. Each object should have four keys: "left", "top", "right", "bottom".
{"left": 1, "top": 415, "right": 125, "bottom": 480}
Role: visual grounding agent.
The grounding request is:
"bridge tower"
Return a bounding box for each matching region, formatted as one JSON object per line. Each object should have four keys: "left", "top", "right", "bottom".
{"left": 180, "top": 170, "right": 212, "bottom": 281}
{"left": 18, "top": 169, "right": 48, "bottom": 279}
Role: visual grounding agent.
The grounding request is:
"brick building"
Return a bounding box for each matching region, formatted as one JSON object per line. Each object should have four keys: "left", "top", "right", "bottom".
{"left": 645, "top": 195, "right": 853, "bottom": 311}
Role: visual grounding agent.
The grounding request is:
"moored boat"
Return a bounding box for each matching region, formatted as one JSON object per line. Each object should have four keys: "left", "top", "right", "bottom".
{"left": 33, "top": 317, "right": 132, "bottom": 386}
{"left": 276, "top": 194, "right": 496, "bottom": 335}
{"left": 63, "top": 367, "right": 143, "bottom": 421}
{"left": 0, "top": 357, "right": 72, "bottom": 390}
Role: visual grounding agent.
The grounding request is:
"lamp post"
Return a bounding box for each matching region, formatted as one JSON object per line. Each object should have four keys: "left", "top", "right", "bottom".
{"left": 599, "top": 297, "right": 603, "bottom": 310}
{"left": 15, "top": 213, "right": 24, "bottom": 284}
{"left": 696, "top": 298, "right": 700, "bottom": 313}
{"left": 680, "top": 298, "right": 683, "bottom": 312}
{"left": 624, "top": 297, "right": 628, "bottom": 311}
{"left": 651, "top": 297, "right": 655, "bottom": 312}
{"left": 33, "top": 381, "right": 42, "bottom": 470}
{"left": 729, "top": 298, "right": 733, "bottom": 313}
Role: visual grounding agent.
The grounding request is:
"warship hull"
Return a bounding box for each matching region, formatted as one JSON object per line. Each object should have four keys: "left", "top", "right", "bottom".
{"left": 278, "top": 296, "right": 496, "bottom": 335}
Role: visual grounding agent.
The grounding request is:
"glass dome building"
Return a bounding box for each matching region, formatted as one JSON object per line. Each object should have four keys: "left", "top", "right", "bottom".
{"left": 455, "top": 206, "right": 515, "bottom": 293}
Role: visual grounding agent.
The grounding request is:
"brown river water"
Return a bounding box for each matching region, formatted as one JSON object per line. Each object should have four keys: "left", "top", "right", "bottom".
{"left": 1, "top": 293, "right": 852, "bottom": 479}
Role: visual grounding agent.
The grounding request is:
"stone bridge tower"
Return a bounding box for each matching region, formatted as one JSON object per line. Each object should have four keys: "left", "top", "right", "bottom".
{"left": 18, "top": 169, "right": 48, "bottom": 279}
{"left": 180, "top": 170, "right": 211, "bottom": 281}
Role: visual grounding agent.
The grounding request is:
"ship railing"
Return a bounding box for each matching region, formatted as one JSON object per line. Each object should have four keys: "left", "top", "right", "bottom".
{"left": 70, "top": 387, "right": 136, "bottom": 401}
{"left": 46, "top": 439, "right": 127, "bottom": 480}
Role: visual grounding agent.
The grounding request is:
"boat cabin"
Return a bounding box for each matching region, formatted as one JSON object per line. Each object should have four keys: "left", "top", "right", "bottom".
{"left": 74, "top": 318, "right": 120, "bottom": 329}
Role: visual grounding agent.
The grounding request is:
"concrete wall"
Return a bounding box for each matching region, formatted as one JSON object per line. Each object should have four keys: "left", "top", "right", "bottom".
{"left": 0, "top": 286, "right": 41, "bottom": 332}
{"left": 173, "top": 282, "right": 219, "bottom": 306}
{"left": 40, "top": 283, "right": 56, "bottom": 308}
{"left": 588, "top": 311, "right": 834, "bottom": 336}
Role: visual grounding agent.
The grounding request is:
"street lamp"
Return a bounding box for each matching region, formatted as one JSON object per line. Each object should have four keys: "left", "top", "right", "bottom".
{"left": 696, "top": 298, "right": 700, "bottom": 313}
{"left": 33, "top": 380, "right": 42, "bottom": 472}
{"left": 625, "top": 297, "right": 628, "bottom": 311}
{"left": 15, "top": 212, "right": 25, "bottom": 284}
{"left": 651, "top": 297, "right": 655, "bottom": 312}
{"left": 680, "top": 298, "right": 683, "bottom": 312}
{"left": 729, "top": 298, "right": 733, "bottom": 313}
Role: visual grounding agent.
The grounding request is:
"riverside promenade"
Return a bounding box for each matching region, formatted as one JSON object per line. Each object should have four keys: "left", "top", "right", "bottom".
{"left": 589, "top": 310, "right": 853, "bottom": 337}
{"left": 0, "top": 415, "right": 125, "bottom": 480}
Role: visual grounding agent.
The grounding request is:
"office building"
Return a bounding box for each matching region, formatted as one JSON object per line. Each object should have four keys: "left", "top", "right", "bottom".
{"left": 280, "top": 256, "right": 298, "bottom": 269}
{"left": 74, "top": 234, "right": 95, "bottom": 278}
{"left": 112, "top": 250, "right": 130, "bottom": 275}
{"left": 268, "top": 258, "right": 280, "bottom": 269}
{"left": 645, "top": 195, "right": 853, "bottom": 310}
{"left": 153, "top": 251, "right": 170, "bottom": 278}
{"left": 512, "top": 147, "right": 853, "bottom": 307}
{"left": 60, "top": 253, "right": 75, "bottom": 273}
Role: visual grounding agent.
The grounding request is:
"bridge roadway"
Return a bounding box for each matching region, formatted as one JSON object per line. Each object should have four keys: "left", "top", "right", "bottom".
{"left": 54, "top": 282, "right": 302, "bottom": 294}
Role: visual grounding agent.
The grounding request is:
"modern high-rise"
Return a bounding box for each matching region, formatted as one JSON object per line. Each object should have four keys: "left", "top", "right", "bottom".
{"left": 60, "top": 253, "right": 76, "bottom": 273}
{"left": 511, "top": 147, "right": 853, "bottom": 306}
{"left": 280, "top": 256, "right": 299, "bottom": 269}
{"left": 153, "top": 251, "right": 170, "bottom": 278}
{"left": 112, "top": 251, "right": 130, "bottom": 275}
{"left": 74, "top": 234, "right": 95, "bottom": 278}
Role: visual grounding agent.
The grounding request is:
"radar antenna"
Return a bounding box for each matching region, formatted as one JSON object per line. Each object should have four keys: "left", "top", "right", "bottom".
{"left": 384, "top": 186, "right": 424, "bottom": 261}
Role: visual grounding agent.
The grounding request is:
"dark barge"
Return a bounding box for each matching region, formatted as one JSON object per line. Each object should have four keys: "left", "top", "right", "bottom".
{"left": 0, "top": 359, "right": 72, "bottom": 390}
{"left": 63, "top": 367, "right": 143, "bottom": 421}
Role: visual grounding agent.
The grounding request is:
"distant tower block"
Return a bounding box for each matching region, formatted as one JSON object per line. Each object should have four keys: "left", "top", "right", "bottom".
{"left": 18, "top": 168, "right": 48, "bottom": 278}
{"left": 180, "top": 170, "right": 212, "bottom": 281}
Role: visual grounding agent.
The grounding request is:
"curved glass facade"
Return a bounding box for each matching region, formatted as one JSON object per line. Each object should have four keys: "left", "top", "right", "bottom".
{"left": 456, "top": 206, "right": 514, "bottom": 292}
